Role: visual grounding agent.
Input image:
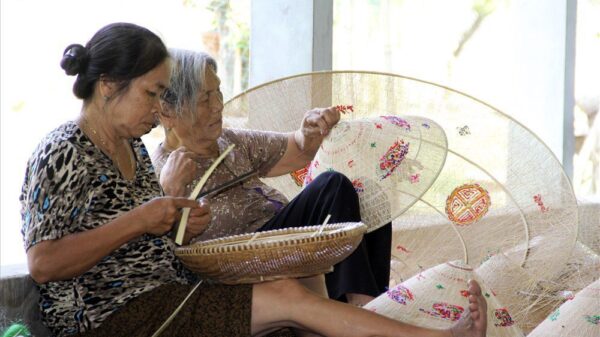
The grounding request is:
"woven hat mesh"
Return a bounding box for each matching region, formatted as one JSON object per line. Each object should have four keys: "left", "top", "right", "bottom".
{"left": 223, "top": 71, "right": 577, "bottom": 280}
{"left": 223, "top": 71, "right": 583, "bottom": 333}
{"left": 527, "top": 277, "right": 600, "bottom": 337}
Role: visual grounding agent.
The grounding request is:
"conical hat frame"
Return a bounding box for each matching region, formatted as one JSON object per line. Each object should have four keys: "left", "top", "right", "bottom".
{"left": 224, "top": 70, "right": 578, "bottom": 271}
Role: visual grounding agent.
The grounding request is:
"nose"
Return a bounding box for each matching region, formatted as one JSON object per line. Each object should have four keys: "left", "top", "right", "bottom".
{"left": 151, "top": 95, "right": 163, "bottom": 114}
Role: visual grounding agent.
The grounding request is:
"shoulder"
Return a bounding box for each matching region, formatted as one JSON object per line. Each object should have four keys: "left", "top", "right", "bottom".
{"left": 26, "top": 122, "right": 87, "bottom": 186}
{"left": 221, "top": 128, "right": 245, "bottom": 143}
{"left": 221, "top": 128, "right": 284, "bottom": 143}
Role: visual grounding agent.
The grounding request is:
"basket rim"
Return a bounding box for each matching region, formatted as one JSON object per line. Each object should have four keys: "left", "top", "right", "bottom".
{"left": 175, "top": 222, "right": 366, "bottom": 256}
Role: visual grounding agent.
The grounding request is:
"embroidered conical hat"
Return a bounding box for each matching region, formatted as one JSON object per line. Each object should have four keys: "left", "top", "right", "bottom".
{"left": 301, "top": 115, "right": 447, "bottom": 232}
{"left": 363, "top": 260, "right": 524, "bottom": 337}
{"left": 527, "top": 278, "right": 600, "bottom": 337}
{"left": 540, "top": 241, "right": 600, "bottom": 297}
{"left": 223, "top": 70, "right": 578, "bottom": 302}
{"left": 475, "top": 239, "right": 600, "bottom": 333}
{"left": 475, "top": 251, "right": 557, "bottom": 334}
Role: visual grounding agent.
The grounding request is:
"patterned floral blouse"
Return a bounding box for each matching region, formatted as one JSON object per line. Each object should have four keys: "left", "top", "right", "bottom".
{"left": 20, "top": 121, "right": 190, "bottom": 336}
{"left": 152, "top": 128, "right": 289, "bottom": 241}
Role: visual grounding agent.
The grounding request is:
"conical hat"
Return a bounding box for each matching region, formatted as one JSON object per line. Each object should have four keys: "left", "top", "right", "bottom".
{"left": 475, "top": 251, "right": 557, "bottom": 333}
{"left": 475, "top": 239, "right": 600, "bottom": 333}
{"left": 527, "top": 278, "right": 600, "bottom": 337}
{"left": 223, "top": 70, "right": 578, "bottom": 308}
{"left": 302, "top": 115, "right": 447, "bottom": 231}
{"left": 363, "top": 260, "right": 524, "bottom": 337}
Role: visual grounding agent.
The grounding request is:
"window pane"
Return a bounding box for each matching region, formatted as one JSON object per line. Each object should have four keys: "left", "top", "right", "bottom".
{"left": 333, "top": 0, "right": 589, "bottom": 195}
{"left": 574, "top": 0, "right": 600, "bottom": 198}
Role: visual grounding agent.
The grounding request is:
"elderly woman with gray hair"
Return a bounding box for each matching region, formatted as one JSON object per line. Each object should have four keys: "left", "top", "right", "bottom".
{"left": 153, "top": 48, "right": 392, "bottom": 306}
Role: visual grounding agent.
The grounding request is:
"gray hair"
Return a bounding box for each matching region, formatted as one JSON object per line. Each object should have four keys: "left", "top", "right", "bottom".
{"left": 161, "top": 48, "right": 218, "bottom": 120}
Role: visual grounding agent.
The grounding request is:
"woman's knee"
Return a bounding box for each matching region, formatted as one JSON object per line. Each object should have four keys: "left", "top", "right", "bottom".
{"left": 258, "top": 278, "right": 309, "bottom": 300}
{"left": 313, "top": 171, "right": 355, "bottom": 194}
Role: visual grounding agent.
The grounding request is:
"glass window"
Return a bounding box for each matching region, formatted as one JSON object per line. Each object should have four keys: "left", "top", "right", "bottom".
{"left": 333, "top": 0, "right": 598, "bottom": 198}
{"left": 574, "top": 0, "right": 600, "bottom": 197}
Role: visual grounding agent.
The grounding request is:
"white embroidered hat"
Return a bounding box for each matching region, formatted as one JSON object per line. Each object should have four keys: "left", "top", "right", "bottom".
{"left": 364, "top": 260, "right": 524, "bottom": 337}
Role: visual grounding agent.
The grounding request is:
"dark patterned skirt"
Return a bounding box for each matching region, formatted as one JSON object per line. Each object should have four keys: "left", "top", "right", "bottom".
{"left": 76, "top": 282, "right": 295, "bottom": 337}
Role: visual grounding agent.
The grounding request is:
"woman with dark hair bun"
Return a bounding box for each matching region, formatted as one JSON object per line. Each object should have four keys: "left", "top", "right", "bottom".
{"left": 21, "top": 22, "right": 487, "bottom": 337}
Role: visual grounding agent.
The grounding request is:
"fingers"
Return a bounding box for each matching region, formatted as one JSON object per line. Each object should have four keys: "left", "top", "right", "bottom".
{"left": 171, "top": 197, "right": 202, "bottom": 209}
{"left": 467, "top": 279, "right": 482, "bottom": 296}
{"left": 186, "top": 199, "right": 211, "bottom": 237}
{"left": 304, "top": 107, "right": 341, "bottom": 136}
{"left": 189, "top": 201, "right": 210, "bottom": 217}
{"left": 170, "top": 146, "right": 201, "bottom": 163}
{"left": 322, "top": 106, "right": 340, "bottom": 126}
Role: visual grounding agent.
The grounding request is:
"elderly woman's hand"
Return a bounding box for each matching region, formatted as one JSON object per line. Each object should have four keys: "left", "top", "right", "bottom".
{"left": 160, "top": 147, "right": 199, "bottom": 197}
{"left": 183, "top": 198, "right": 211, "bottom": 244}
{"left": 300, "top": 106, "right": 341, "bottom": 139}
{"left": 293, "top": 106, "right": 340, "bottom": 156}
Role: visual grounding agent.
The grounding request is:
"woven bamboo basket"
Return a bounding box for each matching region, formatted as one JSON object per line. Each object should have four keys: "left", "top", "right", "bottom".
{"left": 175, "top": 222, "right": 367, "bottom": 284}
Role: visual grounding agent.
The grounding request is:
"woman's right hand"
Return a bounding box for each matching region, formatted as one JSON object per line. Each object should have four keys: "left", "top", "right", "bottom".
{"left": 134, "top": 197, "right": 201, "bottom": 236}
{"left": 159, "top": 146, "right": 200, "bottom": 197}
{"left": 27, "top": 195, "right": 201, "bottom": 283}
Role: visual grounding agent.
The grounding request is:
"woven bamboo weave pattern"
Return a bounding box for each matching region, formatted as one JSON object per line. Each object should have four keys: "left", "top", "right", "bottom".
{"left": 175, "top": 222, "right": 367, "bottom": 284}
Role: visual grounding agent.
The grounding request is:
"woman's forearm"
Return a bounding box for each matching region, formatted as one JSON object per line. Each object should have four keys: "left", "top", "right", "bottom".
{"left": 293, "top": 129, "right": 322, "bottom": 159}
{"left": 265, "top": 132, "right": 319, "bottom": 177}
{"left": 27, "top": 210, "right": 145, "bottom": 283}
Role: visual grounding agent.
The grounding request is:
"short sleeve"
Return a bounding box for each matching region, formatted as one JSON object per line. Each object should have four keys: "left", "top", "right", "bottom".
{"left": 229, "top": 129, "right": 288, "bottom": 177}
{"left": 20, "top": 140, "right": 88, "bottom": 251}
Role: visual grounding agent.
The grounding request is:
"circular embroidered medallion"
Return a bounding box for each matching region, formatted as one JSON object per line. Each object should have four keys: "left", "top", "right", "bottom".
{"left": 445, "top": 183, "right": 491, "bottom": 226}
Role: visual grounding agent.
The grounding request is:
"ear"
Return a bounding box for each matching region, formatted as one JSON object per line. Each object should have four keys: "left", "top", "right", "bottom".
{"left": 98, "top": 75, "right": 117, "bottom": 99}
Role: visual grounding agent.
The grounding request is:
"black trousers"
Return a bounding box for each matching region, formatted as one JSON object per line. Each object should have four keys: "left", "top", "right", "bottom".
{"left": 258, "top": 171, "right": 391, "bottom": 302}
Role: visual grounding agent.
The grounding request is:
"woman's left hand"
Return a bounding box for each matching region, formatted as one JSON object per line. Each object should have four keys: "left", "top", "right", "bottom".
{"left": 183, "top": 198, "right": 211, "bottom": 244}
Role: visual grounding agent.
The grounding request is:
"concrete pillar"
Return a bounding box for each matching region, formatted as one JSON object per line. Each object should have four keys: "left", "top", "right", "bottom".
{"left": 250, "top": 0, "right": 333, "bottom": 87}
{"left": 510, "top": 0, "right": 576, "bottom": 177}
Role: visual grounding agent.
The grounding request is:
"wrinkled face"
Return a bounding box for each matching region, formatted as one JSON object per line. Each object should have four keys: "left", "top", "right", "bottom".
{"left": 171, "top": 66, "right": 224, "bottom": 146}
{"left": 109, "top": 59, "right": 171, "bottom": 138}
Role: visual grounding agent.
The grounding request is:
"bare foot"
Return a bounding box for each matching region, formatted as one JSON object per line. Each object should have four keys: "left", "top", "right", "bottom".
{"left": 346, "top": 293, "right": 375, "bottom": 307}
{"left": 449, "top": 280, "right": 487, "bottom": 337}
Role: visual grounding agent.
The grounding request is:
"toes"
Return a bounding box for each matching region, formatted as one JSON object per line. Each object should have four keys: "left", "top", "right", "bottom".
{"left": 467, "top": 279, "right": 482, "bottom": 296}
{"left": 469, "top": 301, "right": 479, "bottom": 312}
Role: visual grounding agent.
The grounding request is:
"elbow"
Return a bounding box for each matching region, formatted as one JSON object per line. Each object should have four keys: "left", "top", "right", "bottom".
{"left": 28, "top": 258, "right": 51, "bottom": 284}
{"left": 29, "top": 271, "right": 50, "bottom": 284}
{"left": 27, "top": 248, "right": 54, "bottom": 284}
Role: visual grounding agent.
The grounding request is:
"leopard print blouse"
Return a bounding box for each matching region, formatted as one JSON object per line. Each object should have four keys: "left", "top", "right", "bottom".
{"left": 20, "top": 121, "right": 190, "bottom": 336}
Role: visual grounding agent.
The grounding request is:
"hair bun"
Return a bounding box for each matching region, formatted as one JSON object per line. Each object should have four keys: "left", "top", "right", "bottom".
{"left": 60, "top": 44, "right": 89, "bottom": 76}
